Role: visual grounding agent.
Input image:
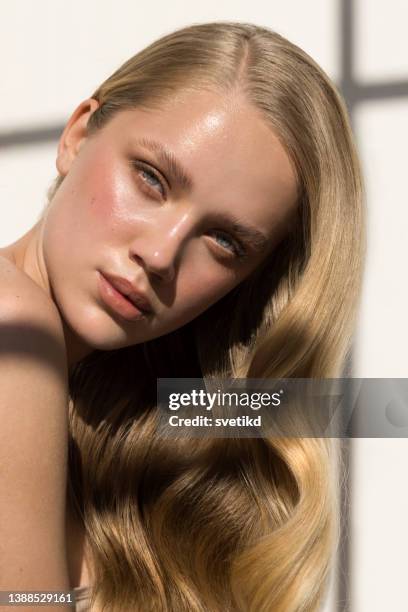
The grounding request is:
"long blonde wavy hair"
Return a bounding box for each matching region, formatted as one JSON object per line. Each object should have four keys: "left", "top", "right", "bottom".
{"left": 44, "top": 21, "right": 365, "bottom": 611}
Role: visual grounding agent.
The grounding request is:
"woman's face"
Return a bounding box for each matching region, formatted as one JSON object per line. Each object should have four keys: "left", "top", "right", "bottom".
{"left": 42, "top": 88, "right": 298, "bottom": 359}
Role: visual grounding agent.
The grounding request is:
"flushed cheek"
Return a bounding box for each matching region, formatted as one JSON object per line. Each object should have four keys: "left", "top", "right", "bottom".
{"left": 85, "top": 165, "right": 157, "bottom": 250}
{"left": 84, "top": 160, "right": 127, "bottom": 235}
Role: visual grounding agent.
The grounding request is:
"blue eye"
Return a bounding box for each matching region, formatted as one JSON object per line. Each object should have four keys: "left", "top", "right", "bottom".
{"left": 140, "top": 169, "right": 162, "bottom": 190}
{"left": 209, "top": 230, "right": 247, "bottom": 260}
{"left": 132, "top": 161, "right": 166, "bottom": 197}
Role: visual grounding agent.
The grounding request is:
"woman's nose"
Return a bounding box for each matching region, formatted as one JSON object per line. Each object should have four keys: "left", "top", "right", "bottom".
{"left": 129, "top": 211, "right": 193, "bottom": 283}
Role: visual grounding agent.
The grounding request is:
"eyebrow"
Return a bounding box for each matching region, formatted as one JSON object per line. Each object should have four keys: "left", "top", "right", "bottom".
{"left": 132, "top": 137, "right": 271, "bottom": 253}
{"left": 208, "top": 211, "right": 271, "bottom": 253}
{"left": 133, "top": 137, "right": 193, "bottom": 191}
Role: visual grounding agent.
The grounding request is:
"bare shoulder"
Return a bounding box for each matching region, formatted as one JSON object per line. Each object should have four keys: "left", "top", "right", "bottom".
{"left": 0, "top": 254, "right": 71, "bottom": 600}
{"left": 0, "top": 253, "right": 68, "bottom": 386}
{"left": 0, "top": 253, "right": 65, "bottom": 334}
{"left": 0, "top": 254, "right": 68, "bottom": 373}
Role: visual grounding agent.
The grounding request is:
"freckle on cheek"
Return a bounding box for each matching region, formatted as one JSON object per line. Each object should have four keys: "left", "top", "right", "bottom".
{"left": 86, "top": 164, "right": 119, "bottom": 220}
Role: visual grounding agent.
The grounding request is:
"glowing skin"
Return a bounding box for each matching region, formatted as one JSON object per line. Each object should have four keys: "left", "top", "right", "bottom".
{"left": 1, "top": 90, "right": 299, "bottom": 368}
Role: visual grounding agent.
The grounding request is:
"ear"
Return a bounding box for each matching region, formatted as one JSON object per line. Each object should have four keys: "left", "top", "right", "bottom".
{"left": 56, "top": 98, "right": 100, "bottom": 176}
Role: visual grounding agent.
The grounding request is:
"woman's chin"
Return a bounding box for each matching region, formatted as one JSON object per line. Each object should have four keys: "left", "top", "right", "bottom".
{"left": 61, "top": 305, "right": 133, "bottom": 357}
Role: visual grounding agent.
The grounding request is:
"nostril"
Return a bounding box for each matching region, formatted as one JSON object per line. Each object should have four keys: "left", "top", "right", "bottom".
{"left": 129, "top": 239, "right": 179, "bottom": 282}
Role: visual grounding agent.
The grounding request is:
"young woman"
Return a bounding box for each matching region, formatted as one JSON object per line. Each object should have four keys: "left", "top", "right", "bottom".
{"left": 0, "top": 21, "right": 365, "bottom": 612}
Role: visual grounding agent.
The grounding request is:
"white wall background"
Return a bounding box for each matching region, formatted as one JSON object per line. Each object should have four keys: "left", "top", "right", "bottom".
{"left": 1, "top": 1, "right": 407, "bottom": 610}
{"left": 352, "top": 0, "right": 408, "bottom": 607}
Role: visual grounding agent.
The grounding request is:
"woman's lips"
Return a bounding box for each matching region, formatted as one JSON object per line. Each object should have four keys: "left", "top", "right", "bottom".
{"left": 97, "top": 271, "right": 149, "bottom": 322}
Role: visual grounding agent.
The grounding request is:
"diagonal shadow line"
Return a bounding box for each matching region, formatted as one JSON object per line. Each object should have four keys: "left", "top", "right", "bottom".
{"left": 340, "top": 79, "right": 408, "bottom": 120}
{"left": 0, "top": 321, "right": 67, "bottom": 374}
{"left": 0, "top": 125, "right": 64, "bottom": 148}
{"left": 353, "top": 80, "right": 408, "bottom": 99}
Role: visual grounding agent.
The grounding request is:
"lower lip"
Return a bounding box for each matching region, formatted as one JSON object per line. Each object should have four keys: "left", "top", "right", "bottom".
{"left": 98, "top": 272, "right": 148, "bottom": 321}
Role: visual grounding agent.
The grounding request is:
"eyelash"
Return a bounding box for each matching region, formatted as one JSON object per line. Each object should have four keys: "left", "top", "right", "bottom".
{"left": 131, "top": 160, "right": 248, "bottom": 261}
